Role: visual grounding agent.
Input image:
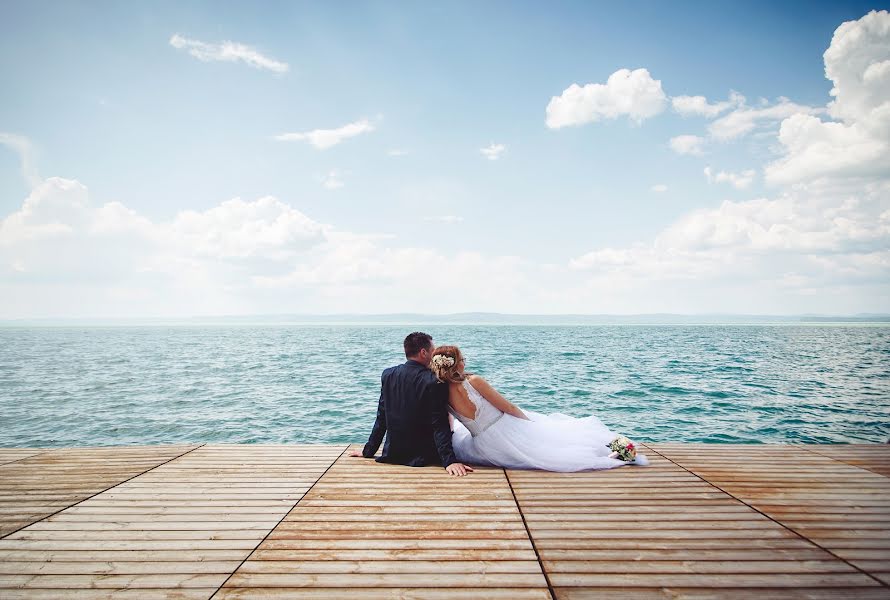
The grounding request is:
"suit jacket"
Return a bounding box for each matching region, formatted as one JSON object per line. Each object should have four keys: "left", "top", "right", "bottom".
{"left": 361, "top": 359, "right": 457, "bottom": 467}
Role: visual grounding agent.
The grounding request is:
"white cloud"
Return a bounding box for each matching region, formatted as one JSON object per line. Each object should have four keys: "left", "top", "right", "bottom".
{"left": 387, "top": 149, "right": 409, "bottom": 156}
{"left": 765, "top": 114, "right": 889, "bottom": 185}
{"left": 704, "top": 166, "right": 756, "bottom": 189}
{"left": 0, "top": 178, "right": 548, "bottom": 317}
{"left": 651, "top": 184, "right": 668, "bottom": 193}
{"left": 6, "top": 12, "right": 890, "bottom": 318}
{"left": 568, "top": 178, "right": 890, "bottom": 311}
{"left": 669, "top": 134, "right": 705, "bottom": 156}
{"left": 0, "top": 132, "right": 41, "bottom": 189}
{"left": 765, "top": 10, "right": 890, "bottom": 185}
{"left": 480, "top": 143, "right": 506, "bottom": 160}
{"left": 671, "top": 91, "right": 745, "bottom": 118}
{"left": 824, "top": 10, "right": 890, "bottom": 131}
{"left": 167, "top": 196, "right": 325, "bottom": 261}
{"left": 0, "top": 178, "right": 326, "bottom": 287}
{"left": 275, "top": 119, "right": 375, "bottom": 150}
{"left": 546, "top": 68, "right": 667, "bottom": 128}
{"left": 708, "top": 97, "right": 824, "bottom": 140}
{"left": 169, "top": 34, "right": 288, "bottom": 74}
{"left": 322, "top": 170, "right": 344, "bottom": 190}
{"left": 566, "top": 11, "right": 890, "bottom": 314}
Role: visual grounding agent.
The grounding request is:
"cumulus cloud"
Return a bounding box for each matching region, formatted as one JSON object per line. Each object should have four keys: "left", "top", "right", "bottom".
{"left": 480, "top": 143, "right": 506, "bottom": 160}
{"left": 169, "top": 34, "right": 288, "bottom": 73}
{"left": 0, "top": 178, "right": 545, "bottom": 317}
{"left": 275, "top": 119, "right": 375, "bottom": 150}
{"left": 824, "top": 10, "right": 890, "bottom": 130}
{"left": 669, "top": 134, "right": 705, "bottom": 156}
{"left": 167, "top": 196, "right": 325, "bottom": 262}
{"left": 672, "top": 91, "right": 745, "bottom": 118}
{"left": 651, "top": 184, "right": 668, "bottom": 193}
{"left": 765, "top": 10, "right": 890, "bottom": 185}
{"left": 570, "top": 179, "right": 889, "bottom": 305}
{"left": 0, "top": 177, "right": 329, "bottom": 308}
{"left": 708, "top": 97, "right": 824, "bottom": 140}
{"left": 0, "top": 132, "right": 41, "bottom": 189}
{"left": 568, "top": 11, "right": 890, "bottom": 313}
{"left": 704, "top": 166, "right": 756, "bottom": 189}
{"left": 765, "top": 114, "right": 889, "bottom": 185}
{"left": 546, "top": 68, "right": 667, "bottom": 128}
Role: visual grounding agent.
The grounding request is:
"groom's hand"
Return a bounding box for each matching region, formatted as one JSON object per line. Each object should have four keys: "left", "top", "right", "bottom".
{"left": 445, "top": 462, "right": 474, "bottom": 477}
{"left": 348, "top": 450, "right": 366, "bottom": 458}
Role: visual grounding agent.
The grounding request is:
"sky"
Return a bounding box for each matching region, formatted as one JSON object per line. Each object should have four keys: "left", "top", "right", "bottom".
{"left": 0, "top": 0, "right": 888, "bottom": 317}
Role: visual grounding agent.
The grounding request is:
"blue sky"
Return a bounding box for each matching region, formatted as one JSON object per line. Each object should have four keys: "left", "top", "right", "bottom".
{"left": 1, "top": 1, "right": 888, "bottom": 317}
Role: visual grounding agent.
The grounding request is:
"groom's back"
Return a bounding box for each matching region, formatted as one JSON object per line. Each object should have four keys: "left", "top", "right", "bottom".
{"left": 376, "top": 360, "right": 445, "bottom": 466}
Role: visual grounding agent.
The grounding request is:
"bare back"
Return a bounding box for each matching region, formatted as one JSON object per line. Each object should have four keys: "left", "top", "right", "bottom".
{"left": 446, "top": 376, "right": 478, "bottom": 420}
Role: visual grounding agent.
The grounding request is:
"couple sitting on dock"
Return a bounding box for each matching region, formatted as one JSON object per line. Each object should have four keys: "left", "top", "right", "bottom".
{"left": 350, "top": 331, "right": 649, "bottom": 476}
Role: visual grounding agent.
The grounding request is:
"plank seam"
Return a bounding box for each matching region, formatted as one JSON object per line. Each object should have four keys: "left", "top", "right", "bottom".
{"left": 505, "top": 469, "right": 557, "bottom": 600}
{"left": 799, "top": 445, "right": 890, "bottom": 480}
{"left": 207, "top": 444, "right": 350, "bottom": 600}
{"left": 0, "top": 443, "right": 206, "bottom": 540}
{"left": 0, "top": 449, "right": 56, "bottom": 467}
{"left": 645, "top": 444, "right": 890, "bottom": 588}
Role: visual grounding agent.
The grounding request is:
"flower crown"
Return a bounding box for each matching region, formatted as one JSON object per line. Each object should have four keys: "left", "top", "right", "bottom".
{"left": 431, "top": 354, "right": 456, "bottom": 369}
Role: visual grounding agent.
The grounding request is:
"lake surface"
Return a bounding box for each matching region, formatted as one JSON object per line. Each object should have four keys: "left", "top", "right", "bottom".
{"left": 1, "top": 324, "right": 888, "bottom": 447}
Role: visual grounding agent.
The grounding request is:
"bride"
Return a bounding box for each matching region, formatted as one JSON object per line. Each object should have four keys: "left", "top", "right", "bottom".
{"left": 430, "top": 345, "right": 649, "bottom": 471}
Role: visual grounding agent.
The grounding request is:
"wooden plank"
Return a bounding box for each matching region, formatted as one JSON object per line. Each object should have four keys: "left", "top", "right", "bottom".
{"left": 218, "top": 443, "right": 550, "bottom": 598}
{"left": 0, "top": 444, "right": 200, "bottom": 537}
{"left": 803, "top": 444, "right": 890, "bottom": 477}
{"left": 215, "top": 590, "right": 552, "bottom": 600}
{"left": 0, "top": 444, "right": 344, "bottom": 598}
{"left": 555, "top": 590, "right": 890, "bottom": 600}
{"left": 1, "top": 442, "right": 886, "bottom": 598}
{"left": 511, "top": 445, "right": 880, "bottom": 597}
{"left": 0, "top": 590, "right": 219, "bottom": 600}
{"left": 555, "top": 584, "right": 889, "bottom": 598}
{"left": 649, "top": 442, "right": 890, "bottom": 587}
{"left": 0, "top": 449, "right": 50, "bottom": 466}
{"left": 547, "top": 573, "right": 878, "bottom": 587}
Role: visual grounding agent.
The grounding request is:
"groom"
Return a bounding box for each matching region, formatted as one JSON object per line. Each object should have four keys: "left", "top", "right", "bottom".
{"left": 349, "top": 332, "right": 474, "bottom": 477}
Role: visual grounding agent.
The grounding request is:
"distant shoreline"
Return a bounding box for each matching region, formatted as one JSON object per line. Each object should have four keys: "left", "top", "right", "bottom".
{"left": 2, "top": 312, "right": 889, "bottom": 327}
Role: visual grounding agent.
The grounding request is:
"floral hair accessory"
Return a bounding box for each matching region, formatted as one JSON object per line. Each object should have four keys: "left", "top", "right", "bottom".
{"left": 431, "top": 354, "right": 455, "bottom": 368}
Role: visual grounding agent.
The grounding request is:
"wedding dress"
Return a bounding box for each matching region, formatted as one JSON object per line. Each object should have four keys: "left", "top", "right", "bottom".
{"left": 448, "top": 378, "right": 650, "bottom": 471}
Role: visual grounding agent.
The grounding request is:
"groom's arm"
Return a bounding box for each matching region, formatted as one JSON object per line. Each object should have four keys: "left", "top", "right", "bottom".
{"left": 361, "top": 374, "right": 387, "bottom": 458}
{"left": 428, "top": 382, "right": 458, "bottom": 467}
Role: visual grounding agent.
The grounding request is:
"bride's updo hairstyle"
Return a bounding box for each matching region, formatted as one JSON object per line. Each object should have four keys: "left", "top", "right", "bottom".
{"left": 430, "top": 345, "right": 467, "bottom": 383}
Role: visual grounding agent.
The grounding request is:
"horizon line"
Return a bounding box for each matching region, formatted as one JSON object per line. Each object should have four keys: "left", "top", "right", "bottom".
{"left": 2, "top": 310, "right": 889, "bottom": 323}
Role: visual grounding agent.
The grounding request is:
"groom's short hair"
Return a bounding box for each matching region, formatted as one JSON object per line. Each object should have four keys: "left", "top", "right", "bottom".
{"left": 404, "top": 332, "right": 433, "bottom": 358}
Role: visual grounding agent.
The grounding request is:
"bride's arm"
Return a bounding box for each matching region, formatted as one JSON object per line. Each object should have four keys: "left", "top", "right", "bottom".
{"left": 468, "top": 375, "right": 530, "bottom": 420}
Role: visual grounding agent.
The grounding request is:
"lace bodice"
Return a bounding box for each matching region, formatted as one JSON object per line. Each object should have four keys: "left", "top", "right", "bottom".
{"left": 448, "top": 378, "right": 505, "bottom": 437}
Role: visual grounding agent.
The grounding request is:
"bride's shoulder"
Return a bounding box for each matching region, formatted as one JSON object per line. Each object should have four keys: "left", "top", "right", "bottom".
{"left": 465, "top": 374, "right": 489, "bottom": 390}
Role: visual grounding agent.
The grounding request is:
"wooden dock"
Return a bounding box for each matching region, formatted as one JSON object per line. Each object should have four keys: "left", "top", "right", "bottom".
{"left": 0, "top": 443, "right": 888, "bottom": 599}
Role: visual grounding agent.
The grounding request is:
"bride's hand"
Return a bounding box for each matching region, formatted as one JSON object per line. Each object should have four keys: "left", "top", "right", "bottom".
{"left": 445, "top": 462, "right": 474, "bottom": 476}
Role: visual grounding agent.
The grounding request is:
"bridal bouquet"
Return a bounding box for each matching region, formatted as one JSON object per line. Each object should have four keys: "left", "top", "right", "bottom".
{"left": 606, "top": 435, "right": 637, "bottom": 461}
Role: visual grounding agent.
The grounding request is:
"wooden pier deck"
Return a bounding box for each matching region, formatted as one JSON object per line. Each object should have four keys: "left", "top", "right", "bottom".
{"left": 0, "top": 443, "right": 888, "bottom": 599}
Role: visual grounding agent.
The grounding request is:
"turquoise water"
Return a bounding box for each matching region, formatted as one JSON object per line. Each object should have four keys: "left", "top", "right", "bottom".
{"left": 1, "top": 324, "right": 888, "bottom": 447}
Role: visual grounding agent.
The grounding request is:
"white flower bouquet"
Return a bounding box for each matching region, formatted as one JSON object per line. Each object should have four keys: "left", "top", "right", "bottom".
{"left": 606, "top": 435, "right": 638, "bottom": 461}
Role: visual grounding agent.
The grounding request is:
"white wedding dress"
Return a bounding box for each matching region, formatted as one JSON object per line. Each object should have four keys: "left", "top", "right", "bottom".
{"left": 449, "top": 378, "right": 650, "bottom": 471}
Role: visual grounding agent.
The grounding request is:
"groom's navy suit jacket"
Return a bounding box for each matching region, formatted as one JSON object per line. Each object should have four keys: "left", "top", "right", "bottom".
{"left": 361, "top": 359, "right": 457, "bottom": 467}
